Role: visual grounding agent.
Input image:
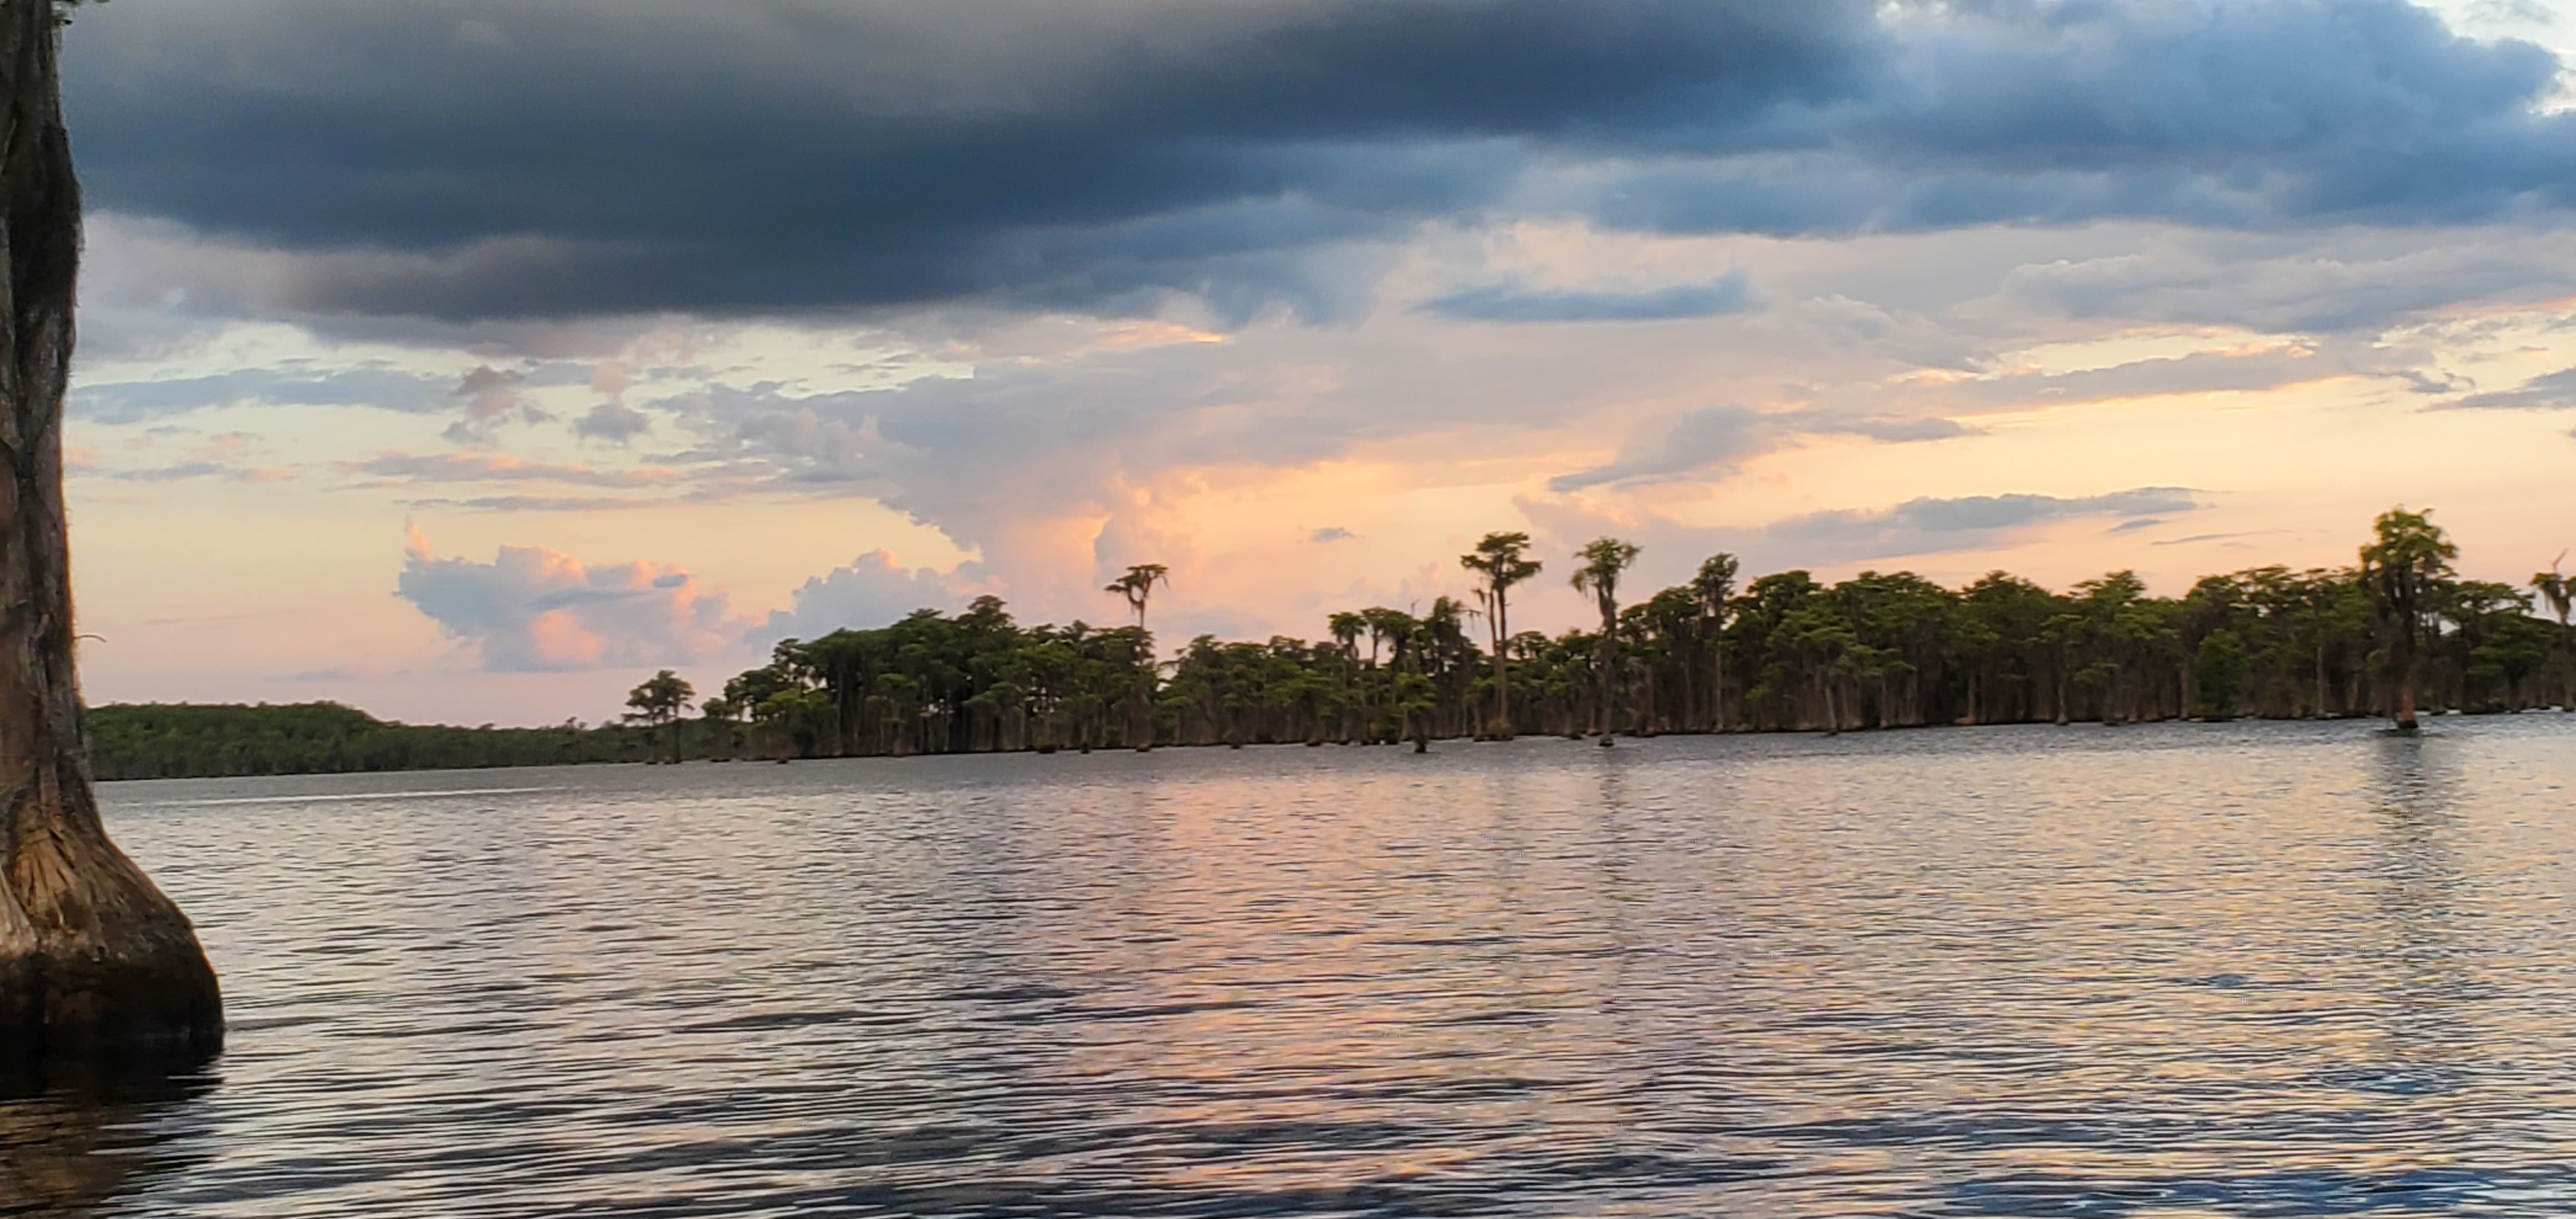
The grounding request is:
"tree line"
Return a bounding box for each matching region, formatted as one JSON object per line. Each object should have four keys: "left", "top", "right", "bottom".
{"left": 86, "top": 702, "right": 675, "bottom": 780}
{"left": 663, "top": 507, "right": 2574, "bottom": 761}
{"left": 84, "top": 508, "right": 2573, "bottom": 779}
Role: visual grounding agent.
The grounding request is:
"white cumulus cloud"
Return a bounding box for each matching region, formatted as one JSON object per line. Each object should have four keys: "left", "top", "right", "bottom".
{"left": 395, "top": 525, "right": 745, "bottom": 671}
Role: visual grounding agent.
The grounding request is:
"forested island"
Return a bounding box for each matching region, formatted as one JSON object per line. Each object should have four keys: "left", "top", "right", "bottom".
{"left": 93, "top": 509, "right": 2574, "bottom": 779}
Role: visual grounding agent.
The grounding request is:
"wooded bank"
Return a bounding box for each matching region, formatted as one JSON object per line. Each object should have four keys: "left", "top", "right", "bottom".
{"left": 85, "top": 703, "right": 673, "bottom": 781}
{"left": 96, "top": 515, "right": 2576, "bottom": 779}
{"left": 694, "top": 543, "right": 2575, "bottom": 760}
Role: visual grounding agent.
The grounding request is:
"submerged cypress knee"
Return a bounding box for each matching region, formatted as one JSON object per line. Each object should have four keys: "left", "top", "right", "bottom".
{"left": 0, "top": 0, "right": 221, "bottom": 1064}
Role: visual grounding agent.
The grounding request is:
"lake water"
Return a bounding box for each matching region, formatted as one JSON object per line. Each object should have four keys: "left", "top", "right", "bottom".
{"left": 10, "top": 717, "right": 2576, "bottom": 1217}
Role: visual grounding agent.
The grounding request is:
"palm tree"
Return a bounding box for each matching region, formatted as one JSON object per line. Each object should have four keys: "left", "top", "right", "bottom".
{"left": 1460, "top": 532, "right": 1542, "bottom": 738}
{"left": 2360, "top": 507, "right": 2458, "bottom": 732}
{"left": 1694, "top": 553, "right": 1739, "bottom": 731}
{"left": 1, "top": 0, "right": 224, "bottom": 1064}
{"left": 1105, "top": 564, "right": 1170, "bottom": 631}
{"left": 1104, "top": 564, "right": 1169, "bottom": 747}
{"left": 1570, "top": 537, "right": 1641, "bottom": 739}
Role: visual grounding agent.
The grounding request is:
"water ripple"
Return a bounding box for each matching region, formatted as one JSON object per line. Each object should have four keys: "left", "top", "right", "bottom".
{"left": 6, "top": 717, "right": 2576, "bottom": 1216}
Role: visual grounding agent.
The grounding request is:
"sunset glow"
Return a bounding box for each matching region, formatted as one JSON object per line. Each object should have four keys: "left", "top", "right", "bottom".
{"left": 57, "top": 0, "right": 2576, "bottom": 724}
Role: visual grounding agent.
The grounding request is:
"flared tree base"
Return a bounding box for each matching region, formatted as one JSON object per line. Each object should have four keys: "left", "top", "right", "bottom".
{"left": 0, "top": 939, "right": 223, "bottom": 1076}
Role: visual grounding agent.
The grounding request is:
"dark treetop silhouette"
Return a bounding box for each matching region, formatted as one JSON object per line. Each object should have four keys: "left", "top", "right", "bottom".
{"left": 84, "top": 703, "right": 687, "bottom": 780}
{"left": 1, "top": 0, "right": 222, "bottom": 1067}
{"left": 2363, "top": 507, "right": 2460, "bottom": 733}
{"left": 1460, "top": 532, "right": 1542, "bottom": 739}
{"left": 1570, "top": 537, "right": 1642, "bottom": 741}
{"left": 84, "top": 508, "right": 2573, "bottom": 779}
{"left": 80, "top": 505, "right": 2576, "bottom": 773}
{"left": 625, "top": 670, "right": 695, "bottom": 763}
{"left": 656, "top": 506, "right": 2566, "bottom": 763}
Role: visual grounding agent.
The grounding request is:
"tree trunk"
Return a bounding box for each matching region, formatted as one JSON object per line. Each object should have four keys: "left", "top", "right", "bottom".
{"left": 1710, "top": 641, "right": 1726, "bottom": 732}
{"left": 1595, "top": 631, "right": 1616, "bottom": 738}
{"left": 2393, "top": 638, "right": 2420, "bottom": 732}
{"left": 1, "top": 0, "right": 222, "bottom": 1066}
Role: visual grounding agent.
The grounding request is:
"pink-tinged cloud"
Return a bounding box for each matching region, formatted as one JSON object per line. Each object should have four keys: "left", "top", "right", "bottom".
{"left": 397, "top": 525, "right": 746, "bottom": 672}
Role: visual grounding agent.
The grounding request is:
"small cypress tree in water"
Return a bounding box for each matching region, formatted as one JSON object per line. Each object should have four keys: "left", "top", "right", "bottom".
{"left": 0, "top": 0, "right": 222, "bottom": 1067}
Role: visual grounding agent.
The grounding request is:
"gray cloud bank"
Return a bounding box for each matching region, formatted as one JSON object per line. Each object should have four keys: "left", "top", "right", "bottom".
{"left": 1525, "top": 486, "right": 2205, "bottom": 586}
{"left": 64, "top": 0, "right": 2576, "bottom": 322}
{"left": 2441, "top": 364, "right": 2576, "bottom": 409}
{"left": 1424, "top": 273, "right": 1756, "bottom": 323}
{"left": 1550, "top": 404, "right": 1969, "bottom": 490}
{"left": 1763, "top": 488, "right": 2204, "bottom": 553}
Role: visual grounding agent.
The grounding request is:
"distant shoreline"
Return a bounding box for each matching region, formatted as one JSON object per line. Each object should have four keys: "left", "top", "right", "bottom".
{"left": 86, "top": 700, "right": 2569, "bottom": 783}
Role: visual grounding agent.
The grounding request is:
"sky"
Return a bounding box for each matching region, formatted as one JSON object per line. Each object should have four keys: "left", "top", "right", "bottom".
{"left": 54, "top": 0, "right": 2576, "bottom": 726}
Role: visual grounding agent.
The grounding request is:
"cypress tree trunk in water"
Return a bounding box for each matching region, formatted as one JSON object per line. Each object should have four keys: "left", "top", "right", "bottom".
{"left": 2393, "top": 637, "right": 2420, "bottom": 732}
{"left": 0, "top": 0, "right": 222, "bottom": 1065}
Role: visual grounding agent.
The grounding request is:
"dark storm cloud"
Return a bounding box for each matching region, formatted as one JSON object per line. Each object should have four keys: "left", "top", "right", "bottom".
{"left": 1593, "top": 1, "right": 2576, "bottom": 236}
{"left": 61, "top": 0, "right": 2576, "bottom": 323}
{"left": 64, "top": 0, "right": 1870, "bottom": 320}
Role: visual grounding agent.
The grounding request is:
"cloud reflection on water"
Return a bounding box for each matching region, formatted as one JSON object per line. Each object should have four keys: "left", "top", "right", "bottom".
{"left": 18, "top": 716, "right": 2576, "bottom": 1215}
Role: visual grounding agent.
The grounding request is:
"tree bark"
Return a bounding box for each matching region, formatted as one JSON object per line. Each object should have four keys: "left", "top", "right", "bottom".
{"left": 1710, "top": 639, "right": 1726, "bottom": 732}
{"left": 1593, "top": 627, "right": 1616, "bottom": 738}
{"left": 2393, "top": 638, "right": 2419, "bottom": 732}
{"left": 1, "top": 0, "right": 222, "bottom": 1066}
